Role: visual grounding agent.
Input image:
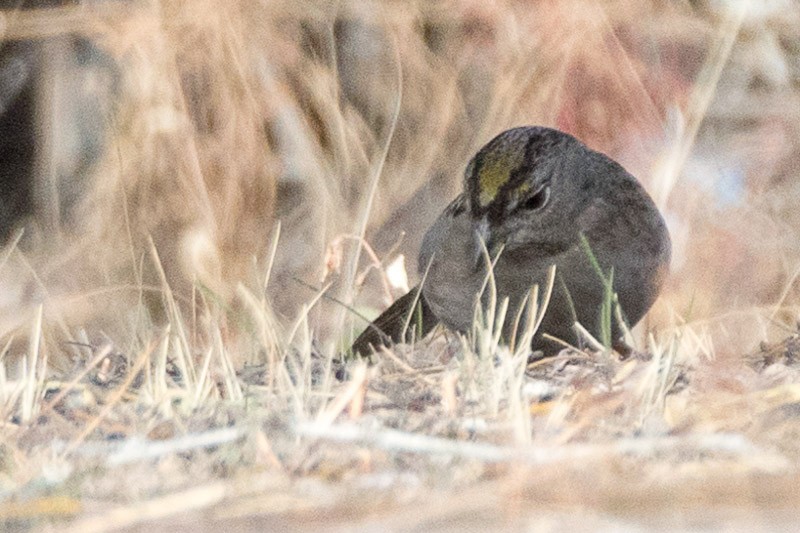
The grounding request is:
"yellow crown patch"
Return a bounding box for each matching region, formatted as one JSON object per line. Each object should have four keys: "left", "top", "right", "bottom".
{"left": 477, "top": 146, "right": 524, "bottom": 206}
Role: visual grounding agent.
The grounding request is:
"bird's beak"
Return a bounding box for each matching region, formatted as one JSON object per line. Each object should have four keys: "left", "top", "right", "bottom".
{"left": 472, "top": 217, "right": 496, "bottom": 270}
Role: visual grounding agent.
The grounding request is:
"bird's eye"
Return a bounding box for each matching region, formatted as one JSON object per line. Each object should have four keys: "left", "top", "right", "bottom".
{"left": 520, "top": 185, "right": 550, "bottom": 211}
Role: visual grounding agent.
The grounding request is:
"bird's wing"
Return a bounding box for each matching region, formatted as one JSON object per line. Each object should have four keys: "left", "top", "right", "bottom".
{"left": 349, "top": 285, "right": 439, "bottom": 357}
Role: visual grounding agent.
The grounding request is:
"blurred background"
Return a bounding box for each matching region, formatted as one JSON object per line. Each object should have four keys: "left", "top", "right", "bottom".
{"left": 1, "top": 0, "right": 799, "bottom": 360}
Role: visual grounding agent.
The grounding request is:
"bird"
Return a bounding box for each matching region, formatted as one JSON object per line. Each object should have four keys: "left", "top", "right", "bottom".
{"left": 351, "top": 126, "right": 671, "bottom": 357}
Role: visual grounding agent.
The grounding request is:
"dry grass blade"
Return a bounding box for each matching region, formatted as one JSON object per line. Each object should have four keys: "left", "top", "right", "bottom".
{"left": 62, "top": 482, "right": 229, "bottom": 533}
{"left": 0, "top": 496, "right": 81, "bottom": 521}
{"left": 0, "top": 3, "right": 137, "bottom": 39}
{"left": 653, "top": 0, "right": 750, "bottom": 206}
{"left": 344, "top": 34, "right": 403, "bottom": 307}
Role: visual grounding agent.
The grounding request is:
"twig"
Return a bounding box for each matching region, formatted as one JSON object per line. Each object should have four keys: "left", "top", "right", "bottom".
{"left": 295, "top": 421, "right": 788, "bottom": 468}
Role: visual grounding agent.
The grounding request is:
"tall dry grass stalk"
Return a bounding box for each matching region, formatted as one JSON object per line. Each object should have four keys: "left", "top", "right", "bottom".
{"left": 0, "top": 0, "right": 796, "bottom": 361}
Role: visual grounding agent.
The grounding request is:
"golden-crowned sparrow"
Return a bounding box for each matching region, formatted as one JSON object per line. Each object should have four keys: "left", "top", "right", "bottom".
{"left": 351, "top": 126, "right": 671, "bottom": 356}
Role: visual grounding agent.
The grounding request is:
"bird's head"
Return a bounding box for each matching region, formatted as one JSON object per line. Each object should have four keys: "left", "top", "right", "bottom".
{"left": 464, "top": 126, "right": 590, "bottom": 265}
